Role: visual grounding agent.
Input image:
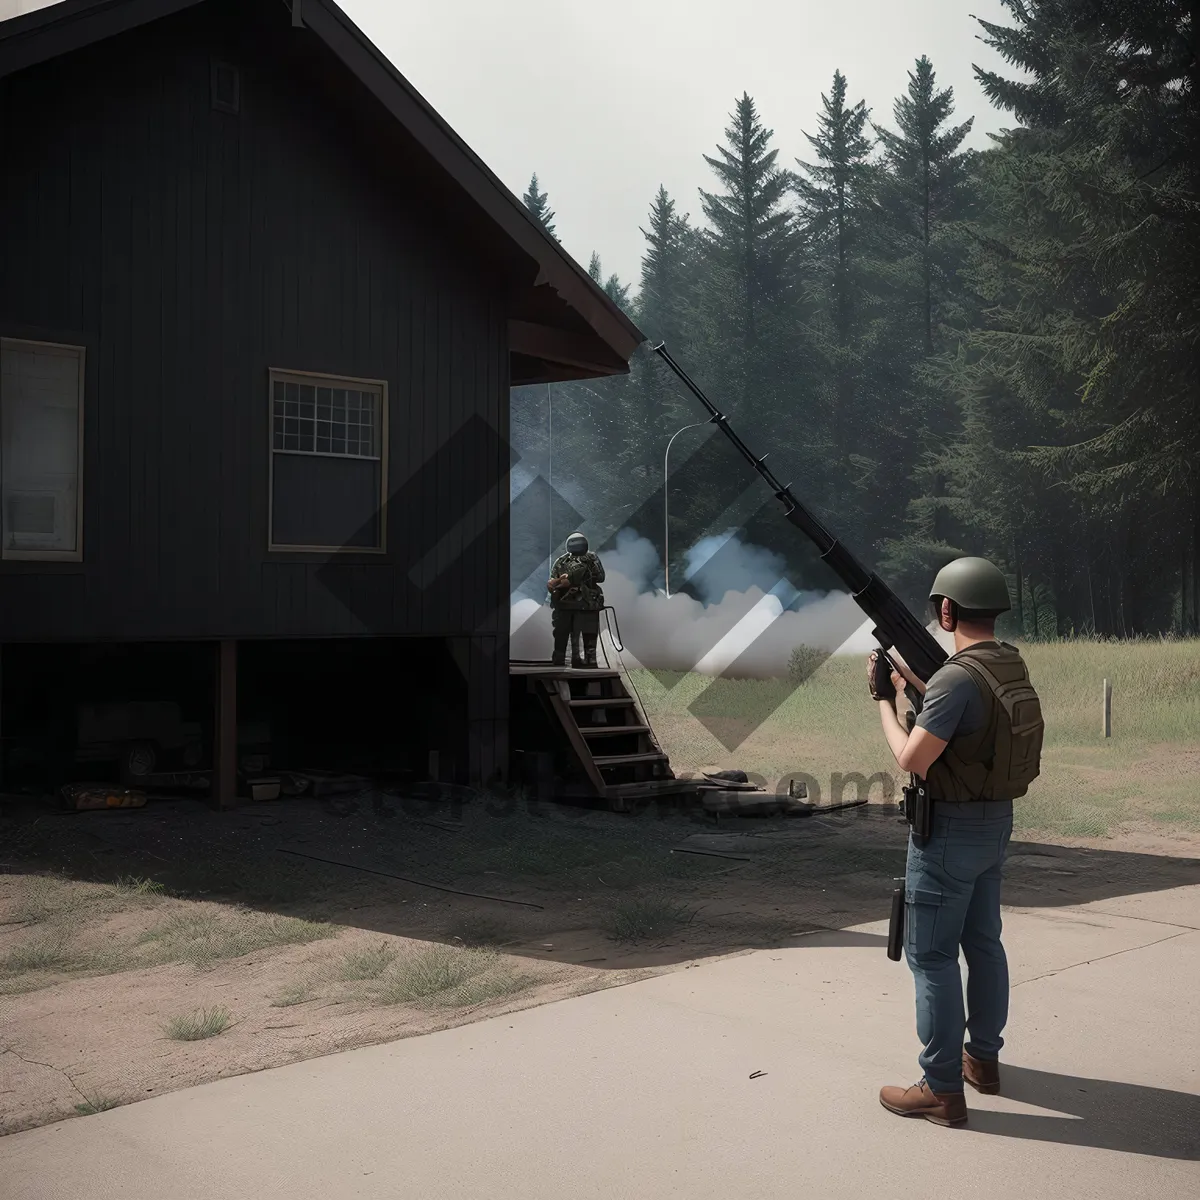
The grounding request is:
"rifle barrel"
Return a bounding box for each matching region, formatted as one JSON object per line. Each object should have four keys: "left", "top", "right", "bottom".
{"left": 652, "top": 342, "right": 947, "bottom": 684}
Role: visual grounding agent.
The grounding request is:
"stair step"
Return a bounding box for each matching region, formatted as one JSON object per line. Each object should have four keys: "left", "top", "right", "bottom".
{"left": 578, "top": 725, "right": 650, "bottom": 737}
{"left": 511, "top": 664, "right": 620, "bottom": 679}
{"left": 592, "top": 751, "right": 670, "bottom": 767}
{"left": 569, "top": 697, "right": 636, "bottom": 707}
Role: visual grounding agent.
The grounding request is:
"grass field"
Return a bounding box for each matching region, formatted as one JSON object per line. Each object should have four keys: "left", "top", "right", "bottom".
{"left": 632, "top": 638, "right": 1200, "bottom": 839}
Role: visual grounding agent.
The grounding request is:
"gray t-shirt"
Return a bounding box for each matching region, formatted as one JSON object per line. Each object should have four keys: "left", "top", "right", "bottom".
{"left": 915, "top": 661, "right": 988, "bottom": 741}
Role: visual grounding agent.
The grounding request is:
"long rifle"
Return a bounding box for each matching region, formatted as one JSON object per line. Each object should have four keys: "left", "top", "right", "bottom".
{"left": 652, "top": 343, "right": 947, "bottom": 690}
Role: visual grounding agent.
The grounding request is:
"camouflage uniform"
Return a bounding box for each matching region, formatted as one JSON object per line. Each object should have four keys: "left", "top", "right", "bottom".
{"left": 548, "top": 538, "right": 605, "bottom": 668}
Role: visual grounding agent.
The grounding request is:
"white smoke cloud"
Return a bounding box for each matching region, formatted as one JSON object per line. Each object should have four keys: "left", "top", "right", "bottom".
{"left": 510, "top": 528, "right": 946, "bottom": 678}
{"left": 604, "top": 526, "right": 663, "bottom": 592}
{"left": 683, "top": 531, "right": 788, "bottom": 604}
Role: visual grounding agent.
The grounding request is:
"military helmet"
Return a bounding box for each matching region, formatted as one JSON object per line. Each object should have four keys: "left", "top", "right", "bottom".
{"left": 565, "top": 532, "right": 588, "bottom": 554}
{"left": 929, "top": 556, "right": 1012, "bottom": 616}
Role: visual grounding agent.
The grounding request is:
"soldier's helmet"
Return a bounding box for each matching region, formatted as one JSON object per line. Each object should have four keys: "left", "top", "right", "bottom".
{"left": 565, "top": 532, "right": 588, "bottom": 555}
{"left": 929, "top": 556, "right": 1012, "bottom": 617}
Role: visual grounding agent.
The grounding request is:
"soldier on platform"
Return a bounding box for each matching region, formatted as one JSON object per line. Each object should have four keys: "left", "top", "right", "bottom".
{"left": 547, "top": 532, "right": 605, "bottom": 668}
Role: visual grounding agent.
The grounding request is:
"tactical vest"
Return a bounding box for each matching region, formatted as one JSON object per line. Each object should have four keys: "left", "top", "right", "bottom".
{"left": 549, "top": 552, "right": 604, "bottom": 611}
{"left": 923, "top": 640, "right": 1045, "bottom": 803}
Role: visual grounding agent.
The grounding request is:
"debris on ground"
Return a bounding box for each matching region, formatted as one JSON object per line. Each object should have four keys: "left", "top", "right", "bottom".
{"left": 701, "top": 770, "right": 757, "bottom": 790}
{"left": 59, "top": 784, "right": 147, "bottom": 812}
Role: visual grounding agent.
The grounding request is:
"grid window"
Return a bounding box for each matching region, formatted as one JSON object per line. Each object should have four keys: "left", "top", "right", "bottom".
{"left": 268, "top": 370, "right": 387, "bottom": 552}
{"left": 272, "top": 380, "right": 378, "bottom": 459}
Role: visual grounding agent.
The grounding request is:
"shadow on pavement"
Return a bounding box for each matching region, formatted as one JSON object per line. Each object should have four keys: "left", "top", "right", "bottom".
{"left": 967, "top": 1065, "right": 1200, "bottom": 1160}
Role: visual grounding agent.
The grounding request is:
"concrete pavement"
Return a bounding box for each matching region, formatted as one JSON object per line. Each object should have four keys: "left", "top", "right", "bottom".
{"left": 3, "top": 886, "right": 1198, "bottom": 1199}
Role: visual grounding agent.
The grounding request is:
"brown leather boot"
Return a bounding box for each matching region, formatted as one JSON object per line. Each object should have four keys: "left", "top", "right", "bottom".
{"left": 963, "top": 1051, "right": 1000, "bottom": 1095}
{"left": 879, "top": 1080, "right": 968, "bottom": 1126}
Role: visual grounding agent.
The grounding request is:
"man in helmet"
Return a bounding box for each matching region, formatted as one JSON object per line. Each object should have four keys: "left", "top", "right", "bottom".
{"left": 867, "top": 556, "right": 1043, "bottom": 1127}
{"left": 547, "top": 532, "right": 606, "bottom": 668}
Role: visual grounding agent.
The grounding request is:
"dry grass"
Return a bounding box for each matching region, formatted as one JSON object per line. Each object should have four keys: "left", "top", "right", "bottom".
{"left": 270, "top": 981, "right": 318, "bottom": 1008}
{"left": 0, "top": 933, "right": 79, "bottom": 977}
{"left": 113, "top": 875, "right": 166, "bottom": 896}
{"left": 604, "top": 894, "right": 699, "bottom": 944}
{"left": 163, "top": 1006, "right": 232, "bottom": 1041}
{"left": 4, "top": 876, "right": 112, "bottom": 926}
{"left": 0, "top": 879, "right": 336, "bottom": 993}
{"left": 634, "top": 637, "right": 1200, "bottom": 838}
{"left": 134, "top": 911, "right": 336, "bottom": 969}
{"left": 373, "top": 945, "right": 534, "bottom": 1008}
{"left": 333, "top": 941, "right": 398, "bottom": 981}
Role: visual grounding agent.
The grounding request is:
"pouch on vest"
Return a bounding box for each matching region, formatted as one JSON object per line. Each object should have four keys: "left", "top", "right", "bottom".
{"left": 923, "top": 640, "right": 1044, "bottom": 802}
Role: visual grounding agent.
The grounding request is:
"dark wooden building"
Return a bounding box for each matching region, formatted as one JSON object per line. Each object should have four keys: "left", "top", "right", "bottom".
{"left": 0, "top": 0, "right": 643, "bottom": 802}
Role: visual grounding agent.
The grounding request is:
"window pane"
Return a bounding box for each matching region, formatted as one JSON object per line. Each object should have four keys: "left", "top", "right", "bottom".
{"left": 271, "top": 376, "right": 380, "bottom": 460}
{"left": 271, "top": 454, "right": 381, "bottom": 549}
{"left": 363, "top": 395, "right": 377, "bottom": 456}
{"left": 1, "top": 343, "right": 81, "bottom": 553}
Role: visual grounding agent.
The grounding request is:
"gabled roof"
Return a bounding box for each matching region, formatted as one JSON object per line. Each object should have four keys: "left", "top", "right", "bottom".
{"left": 0, "top": 0, "right": 646, "bottom": 384}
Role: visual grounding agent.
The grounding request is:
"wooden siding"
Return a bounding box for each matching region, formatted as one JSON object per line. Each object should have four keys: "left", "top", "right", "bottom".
{"left": 0, "top": 0, "right": 511, "bottom": 648}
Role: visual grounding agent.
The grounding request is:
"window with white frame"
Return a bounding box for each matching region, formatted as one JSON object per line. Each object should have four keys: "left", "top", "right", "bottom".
{"left": 0, "top": 339, "right": 85, "bottom": 561}
{"left": 268, "top": 370, "right": 386, "bottom": 551}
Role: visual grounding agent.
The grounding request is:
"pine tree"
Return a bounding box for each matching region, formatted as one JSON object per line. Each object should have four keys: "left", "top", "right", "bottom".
{"left": 587, "top": 252, "right": 632, "bottom": 313}
{"left": 522, "top": 172, "right": 558, "bottom": 240}
{"left": 873, "top": 56, "right": 975, "bottom": 355}
{"left": 871, "top": 56, "right": 978, "bottom": 572}
{"left": 966, "top": 1, "right": 1200, "bottom": 632}
{"left": 637, "top": 186, "right": 697, "bottom": 351}
{"left": 697, "top": 94, "right": 803, "bottom": 410}
{"left": 795, "top": 71, "right": 874, "bottom": 270}
{"left": 603, "top": 273, "right": 631, "bottom": 311}
{"left": 793, "top": 71, "right": 882, "bottom": 535}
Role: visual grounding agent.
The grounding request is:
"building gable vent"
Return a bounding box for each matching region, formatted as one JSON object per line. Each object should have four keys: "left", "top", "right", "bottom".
{"left": 211, "top": 60, "right": 241, "bottom": 115}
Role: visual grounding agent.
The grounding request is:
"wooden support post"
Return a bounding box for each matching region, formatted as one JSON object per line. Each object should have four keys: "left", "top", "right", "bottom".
{"left": 455, "top": 634, "right": 508, "bottom": 790}
{"left": 1102, "top": 678, "right": 1112, "bottom": 738}
{"left": 535, "top": 751, "right": 554, "bottom": 804}
{"left": 215, "top": 640, "right": 238, "bottom": 809}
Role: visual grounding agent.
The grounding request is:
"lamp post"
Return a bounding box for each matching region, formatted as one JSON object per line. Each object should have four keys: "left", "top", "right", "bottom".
{"left": 663, "top": 421, "right": 711, "bottom": 597}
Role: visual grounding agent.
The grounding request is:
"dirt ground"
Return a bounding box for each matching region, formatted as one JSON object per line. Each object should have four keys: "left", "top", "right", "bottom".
{"left": 3, "top": 786, "right": 1200, "bottom": 1137}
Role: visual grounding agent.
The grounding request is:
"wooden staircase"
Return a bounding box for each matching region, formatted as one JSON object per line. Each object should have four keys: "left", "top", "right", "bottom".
{"left": 509, "top": 664, "right": 696, "bottom": 810}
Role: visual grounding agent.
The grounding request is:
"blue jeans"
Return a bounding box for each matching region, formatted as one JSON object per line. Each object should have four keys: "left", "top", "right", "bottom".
{"left": 904, "top": 808, "right": 1014, "bottom": 1094}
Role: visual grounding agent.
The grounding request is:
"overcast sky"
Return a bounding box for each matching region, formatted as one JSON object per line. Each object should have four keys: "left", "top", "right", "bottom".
{"left": 341, "top": 0, "right": 1019, "bottom": 286}
{"left": 2, "top": 0, "right": 1020, "bottom": 286}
